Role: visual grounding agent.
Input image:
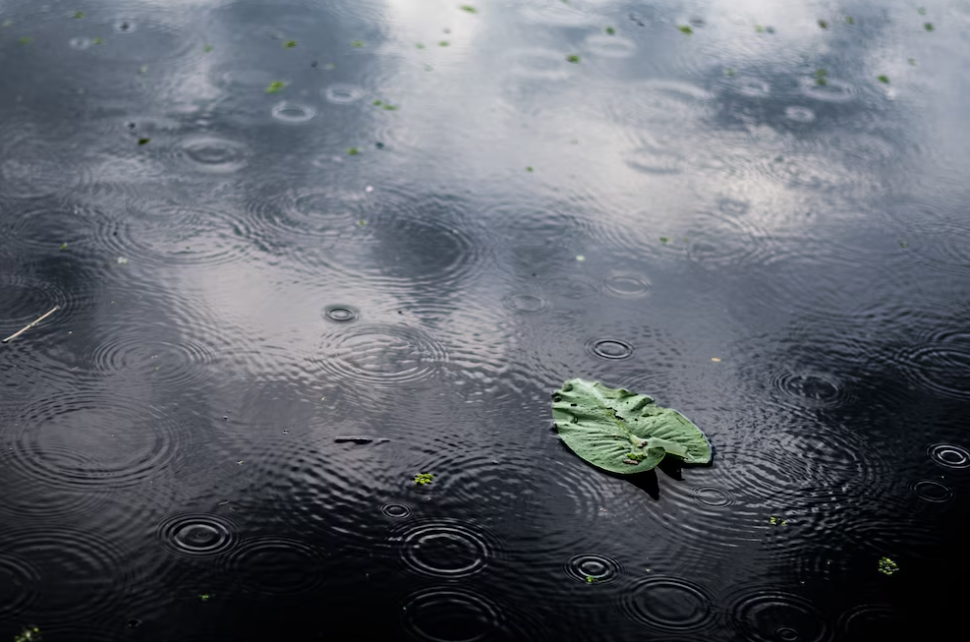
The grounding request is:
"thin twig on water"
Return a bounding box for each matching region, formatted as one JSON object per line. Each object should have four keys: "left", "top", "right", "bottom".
{"left": 2, "top": 306, "right": 59, "bottom": 343}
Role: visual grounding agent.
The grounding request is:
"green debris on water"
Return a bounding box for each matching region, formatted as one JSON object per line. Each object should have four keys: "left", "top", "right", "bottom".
{"left": 92, "top": 36, "right": 103, "bottom": 44}
{"left": 414, "top": 472, "right": 435, "bottom": 485}
{"left": 352, "top": 39, "right": 364, "bottom": 47}
{"left": 924, "top": 22, "right": 934, "bottom": 31}
{"left": 769, "top": 515, "right": 788, "bottom": 526}
{"left": 18, "top": 36, "right": 32, "bottom": 44}
{"left": 460, "top": 4, "right": 477, "bottom": 13}
{"left": 585, "top": 575, "right": 597, "bottom": 583}
{"left": 898, "top": 240, "right": 909, "bottom": 248}
{"left": 416, "top": 42, "right": 425, "bottom": 49}
{"left": 815, "top": 68, "right": 829, "bottom": 86}
{"left": 526, "top": 166, "right": 534, "bottom": 172}
{"left": 373, "top": 99, "right": 383, "bottom": 106}
{"left": 878, "top": 74, "right": 890, "bottom": 84}
{"left": 725, "top": 67, "right": 737, "bottom": 77}
{"left": 13, "top": 626, "right": 40, "bottom": 642}
{"left": 284, "top": 40, "right": 297, "bottom": 48}
{"left": 606, "top": 26, "right": 615, "bottom": 35}
{"left": 917, "top": 7, "right": 927, "bottom": 16}
{"left": 818, "top": 19, "right": 828, "bottom": 29}
{"left": 660, "top": 236, "right": 670, "bottom": 244}
{"left": 909, "top": 58, "right": 917, "bottom": 65}
{"left": 566, "top": 54, "right": 580, "bottom": 63}
{"left": 845, "top": 16, "right": 855, "bottom": 25}
{"left": 551, "top": 378, "right": 712, "bottom": 475}
{"left": 878, "top": 557, "right": 899, "bottom": 576}
{"left": 439, "top": 40, "right": 450, "bottom": 46}
{"left": 199, "top": 593, "right": 213, "bottom": 601}
{"left": 265, "top": 80, "right": 286, "bottom": 94}
{"left": 138, "top": 137, "right": 151, "bottom": 145}
{"left": 74, "top": 11, "right": 85, "bottom": 19}
{"left": 60, "top": 242, "right": 67, "bottom": 250}
{"left": 347, "top": 147, "right": 360, "bottom": 156}
{"left": 576, "top": 255, "right": 585, "bottom": 262}
{"left": 677, "top": 25, "right": 693, "bottom": 35}
{"left": 204, "top": 44, "right": 213, "bottom": 52}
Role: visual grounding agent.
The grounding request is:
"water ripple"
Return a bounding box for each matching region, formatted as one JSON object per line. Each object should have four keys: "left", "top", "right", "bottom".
{"left": 155, "top": 513, "right": 238, "bottom": 556}
{"left": 564, "top": 553, "right": 622, "bottom": 584}
{"left": 620, "top": 575, "right": 718, "bottom": 632}
{"left": 725, "top": 584, "right": 832, "bottom": 642}
{"left": 4, "top": 391, "right": 186, "bottom": 489}
{"left": 0, "top": 526, "right": 126, "bottom": 625}
{"left": 893, "top": 332, "right": 970, "bottom": 399}
{"left": 89, "top": 334, "right": 216, "bottom": 389}
{"left": 314, "top": 323, "right": 448, "bottom": 386}
{"left": 927, "top": 443, "right": 970, "bottom": 469}
{"left": 0, "top": 551, "right": 41, "bottom": 619}
{"left": 401, "top": 587, "right": 502, "bottom": 642}
{"left": 390, "top": 518, "right": 497, "bottom": 579}
{"left": 220, "top": 537, "right": 327, "bottom": 596}
{"left": 176, "top": 136, "right": 251, "bottom": 174}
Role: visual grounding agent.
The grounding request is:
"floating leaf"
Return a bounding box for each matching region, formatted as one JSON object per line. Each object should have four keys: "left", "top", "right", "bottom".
{"left": 660, "top": 236, "right": 670, "bottom": 244}
{"left": 908, "top": 58, "right": 917, "bottom": 66}
{"left": 552, "top": 378, "right": 712, "bottom": 474}
{"left": 878, "top": 557, "right": 899, "bottom": 575}
{"left": 60, "top": 242, "right": 68, "bottom": 250}
{"left": 284, "top": 40, "right": 297, "bottom": 48}
{"left": 204, "top": 44, "right": 213, "bottom": 52}
{"left": 138, "top": 137, "right": 151, "bottom": 145}
{"left": 13, "top": 627, "right": 40, "bottom": 642}
{"left": 352, "top": 39, "right": 364, "bottom": 47}
{"left": 439, "top": 40, "right": 450, "bottom": 46}
{"left": 414, "top": 472, "right": 434, "bottom": 485}
{"left": 818, "top": 19, "right": 828, "bottom": 29}
{"left": 93, "top": 36, "right": 103, "bottom": 44}
{"left": 416, "top": 42, "right": 425, "bottom": 49}
{"left": 347, "top": 147, "right": 360, "bottom": 156}
{"left": 265, "top": 80, "right": 286, "bottom": 93}
{"left": 677, "top": 25, "right": 693, "bottom": 35}
{"left": 18, "top": 36, "right": 32, "bottom": 44}
{"left": 845, "top": 16, "right": 855, "bottom": 25}
{"left": 606, "top": 26, "right": 615, "bottom": 35}
{"left": 877, "top": 74, "right": 889, "bottom": 83}
{"left": 924, "top": 22, "right": 934, "bottom": 31}
{"left": 74, "top": 11, "right": 85, "bottom": 19}
{"left": 460, "top": 4, "right": 477, "bottom": 13}
{"left": 526, "top": 166, "right": 533, "bottom": 172}
{"left": 566, "top": 54, "right": 580, "bottom": 63}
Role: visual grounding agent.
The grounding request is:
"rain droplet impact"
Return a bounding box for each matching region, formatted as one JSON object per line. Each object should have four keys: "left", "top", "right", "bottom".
{"left": 316, "top": 324, "right": 448, "bottom": 385}
{"left": 156, "top": 513, "right": 237, "bottom": 556}
{"left": 727, "top": 586, "right": 830, "bottom": 642}
{"left": 603, "top": 273, "right": 651, "bottom": 298}
{"left": 621, "top": 576, "right": 717, "bottom": 631}
{"left": 324, "top": 83, "right": 365, "bottom": 104}
{"left": 785, "top": 106, "right": 816, "bottom": 122}
{"left": 401, "top": 588, "right": 501, "bottom": 642}
{"left": 586, "top": 338, "right": 635, "bottom": 360}
{"left": 502, "top": 292, "right": 549, "bottom": 314}
{"left": 691, "top": 487, "right": 734, "bottom": 507}
{"left": 928, "top": 443, "right": 970, "bottom": 469}
{"left": 271, "top": 102, "right": 316, "bottom": 123}
{"left": 323, "top": 304, "right": 359, "bottom": 323}
{"left": 773, "top": 370, "right": 847, "bottom": 409}
{"left": 179, "top": 137, "right": 250, "bottom": 173}
{"left": 381, "top": 503, "right": 413, "bottom": 519}
{"left": 912, "top": 480, "right": 953, "bottom": 503}
{"left": 564, "top": 553, "right": 621, "bottom": 583}
{"left": 221, "top": 538, "right": 326, "bottom": 596}
{"left": 392, "top": 519, "right": 494, "bottom": 578}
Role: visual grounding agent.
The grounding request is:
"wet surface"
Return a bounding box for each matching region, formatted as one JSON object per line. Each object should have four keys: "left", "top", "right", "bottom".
{"left": 1, "top": 0, "right": 969, "bottom": 639}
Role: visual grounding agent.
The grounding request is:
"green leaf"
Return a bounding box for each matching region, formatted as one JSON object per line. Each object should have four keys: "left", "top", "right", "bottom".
{"left": 566, "top": 54, "right": 580, "bottom": 63}
{"left": 138, "top": 137, "right": 151, "bottom": 145}
{"left": 414, "top": 472, "right": 434, "bottom": 485}
{"left": 74, "top": 11, "right": 85, "bottom": 19}
{"left": 606, "top": 26, "right": 615, "bottom": 35}
{"left": 877, "top": 74, "right": 889, "bottom": 84}
{"left": 818, "top": 19, "right": 828, "bottom": 29}
{"left": 924, "top": 22, "right": 934, "bottom": 31}
{"left": 265, "top": 80, "right": 286, "bottom": 93}
{"left": 678, "top": 25, "right": 693, "bottom": 35}
{"left": 204, "top": 44, "right": 213, "bottom": 52}
{"left": 552, "top": 378, "right": 712, "bottom": 474}
{"left": 878, "top": 556, "right": 899, "bottom": 575}
{"left": 347, "top": 147, "right": 360, "bottom": 156}
{"left": 352, "top": 40, "right": 364, "bottom": 47}
{"left": 284, "top": 40, "right": 297, "bottom": 48}
{"left": 460, "top": 4, "right": 477, "bottom": 13}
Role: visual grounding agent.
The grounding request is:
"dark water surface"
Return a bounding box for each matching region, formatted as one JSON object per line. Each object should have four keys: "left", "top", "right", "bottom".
{"left": 1, "top": 0, "right": 969, "bottom": 639}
